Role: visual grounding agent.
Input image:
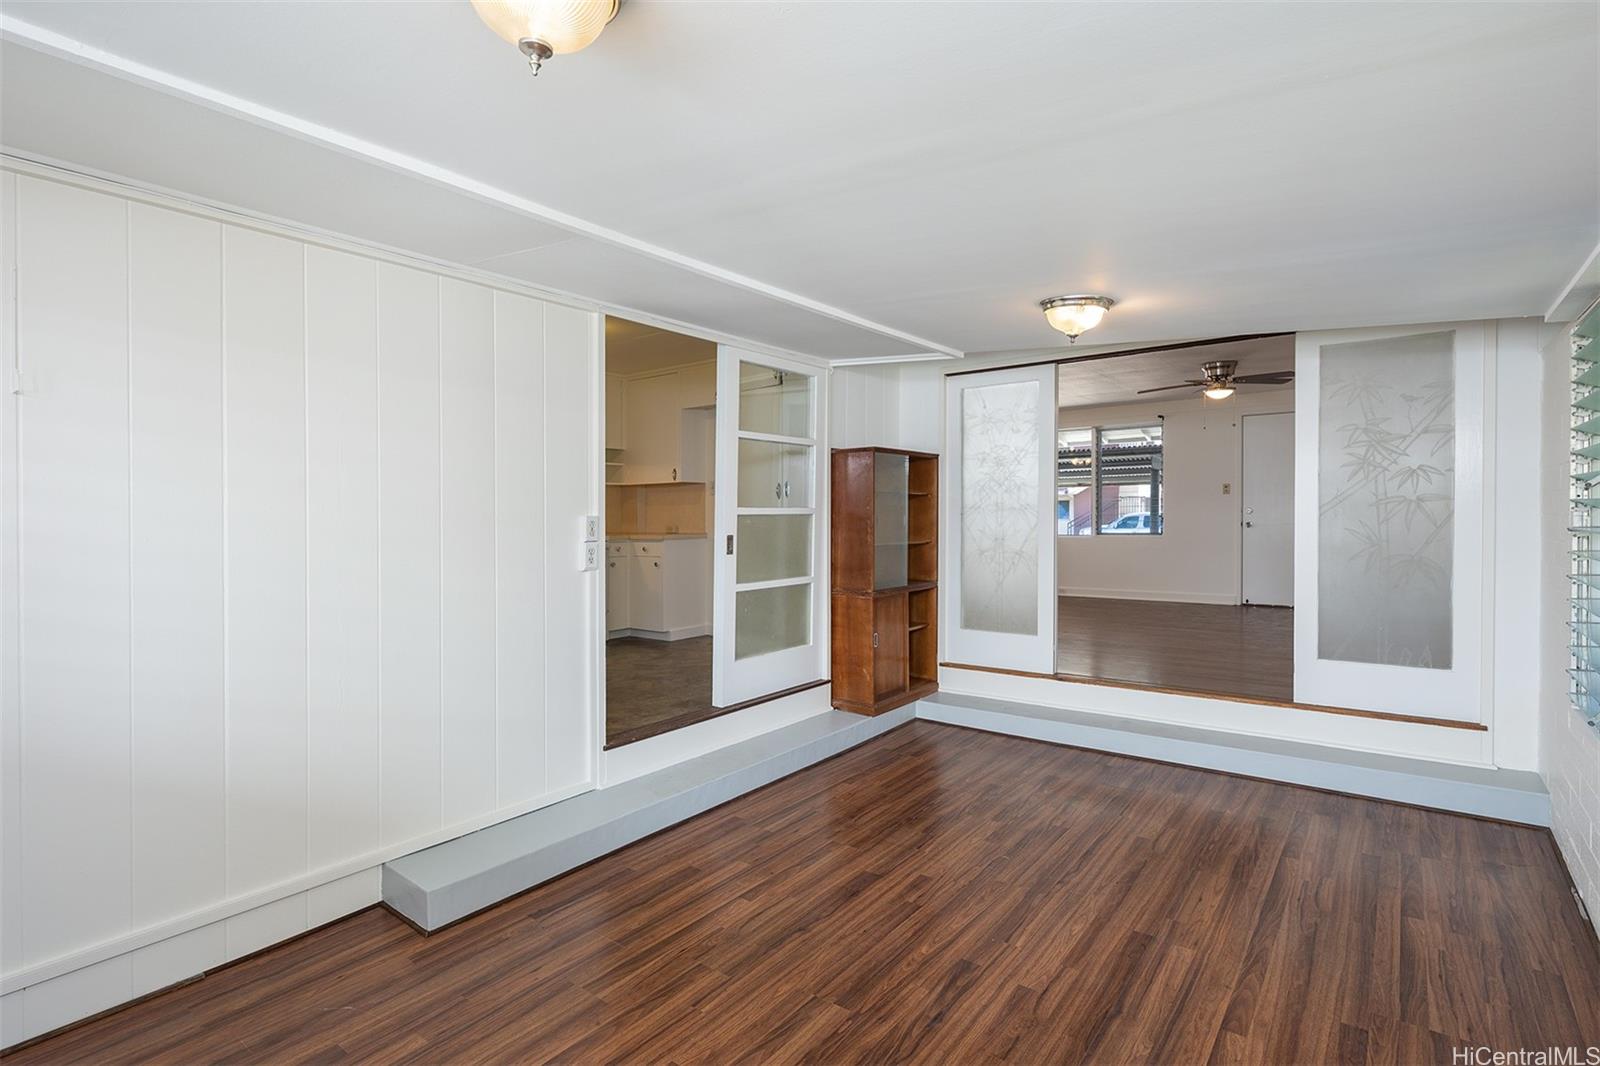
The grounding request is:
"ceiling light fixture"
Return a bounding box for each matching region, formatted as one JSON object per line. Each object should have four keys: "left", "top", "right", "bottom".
{"left": 471, "top": 0, "right": 622, "bottom": 76}
{"left": 1202, "top": 384, "right": 1237, "bottom": 400}
{"left": 1040, "top": 295, "right": 1115, "bottom": 343}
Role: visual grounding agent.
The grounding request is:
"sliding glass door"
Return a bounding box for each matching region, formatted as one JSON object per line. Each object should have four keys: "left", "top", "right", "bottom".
{"left": 943, "top": 364, "right": 1058, "bottom": 673}
{"left": 1293, "top": 323, "right": 1486, "bottom": 721}
{"left": 712, "top": 348, "right": 827, "bottom": 706}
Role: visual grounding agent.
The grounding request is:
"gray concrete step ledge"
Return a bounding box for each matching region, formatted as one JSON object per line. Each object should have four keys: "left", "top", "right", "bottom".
{"left": 382, "top": 705, "right": 916, "bottom": 930}
{"left": 916, "top": 691, "right": 1549, "bottom": 826}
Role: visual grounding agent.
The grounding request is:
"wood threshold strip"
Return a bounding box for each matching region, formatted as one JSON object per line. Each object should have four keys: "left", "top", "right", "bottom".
{"left": 604, "top": 678, "right": 830, "bottom": 750}
{"left": 937, "top": 661, "right": 1488, "bottom": 732}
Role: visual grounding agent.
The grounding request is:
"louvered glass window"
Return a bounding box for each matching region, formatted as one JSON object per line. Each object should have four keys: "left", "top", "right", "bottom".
{"left": 1570, "top": 298, "right": 1600, "bottom": 729}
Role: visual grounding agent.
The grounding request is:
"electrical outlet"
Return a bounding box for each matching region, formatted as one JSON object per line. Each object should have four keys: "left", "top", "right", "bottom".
{"left": 581, "top": 542, "right": 599, "bottom": 571}
{"left": 582, "top": 514, "right": 599, "bottom": 542}
{"left": 1222, "top": 482, "right": 1231, "bottom": 495}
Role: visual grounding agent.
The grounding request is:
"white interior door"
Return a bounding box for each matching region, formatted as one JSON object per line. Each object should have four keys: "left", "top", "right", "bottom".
{"left": 1293, "top": 323, "right": 1487, "bottom": 721}
{"left": 711, "top": 348, "right": 827, "bottom": 706}
{"left": 943, "top": 364, "right": 1058, "bottom": 673}
{"left": 1241, "top": 412, "right": 1295, "bottom": 606}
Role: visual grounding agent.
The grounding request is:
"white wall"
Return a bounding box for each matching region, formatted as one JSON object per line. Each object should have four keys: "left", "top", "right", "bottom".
{"left": 1055, "top": 390, "right": 1293, "bottom": 604}
{"left": 830, "top": 362, "right": 904, "bottom": 449}
{"left": 1540, "top": 318, "right": 1600, "bottom": 934}
{"left": 0, "top": 167, "right": 600, "bottom": 1044}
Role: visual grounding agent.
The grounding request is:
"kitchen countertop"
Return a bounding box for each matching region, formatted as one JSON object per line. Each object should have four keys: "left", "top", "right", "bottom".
{"left": 606, "top": 532, "right": 709, "bottom": 541}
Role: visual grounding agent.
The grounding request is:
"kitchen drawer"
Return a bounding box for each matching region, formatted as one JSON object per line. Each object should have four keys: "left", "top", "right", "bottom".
{"left": 632, "top": 541, "right": 663, "bottom": 557}
{"left": 607, "top": 542, "right": 628, "bottom": 557}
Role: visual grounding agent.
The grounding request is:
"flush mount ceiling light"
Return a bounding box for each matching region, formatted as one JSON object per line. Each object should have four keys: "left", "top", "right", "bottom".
{"left": 471, "top": 0, "right": 622, "bottom": 76}
{"left": 1040, "top": 295, "right": 1115, "bottom": 343}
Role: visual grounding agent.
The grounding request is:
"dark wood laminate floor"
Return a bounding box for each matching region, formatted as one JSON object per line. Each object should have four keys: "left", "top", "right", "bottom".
{"left": 11, "top": 723, "right": 1597, "bottom": 1065}
{"left": 1058, "top": 595, "right": 1295, "bottom": 702}
{"left": 605, "top": 635, "right": 712, "bottom": 747}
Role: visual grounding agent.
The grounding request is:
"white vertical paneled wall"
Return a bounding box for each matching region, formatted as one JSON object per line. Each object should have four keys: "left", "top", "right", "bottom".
{"left": 0, "top": 169, "right": 599, "bottom": 1045}
{"left": 829, "top": 362, "right": 903, "bottom": 449}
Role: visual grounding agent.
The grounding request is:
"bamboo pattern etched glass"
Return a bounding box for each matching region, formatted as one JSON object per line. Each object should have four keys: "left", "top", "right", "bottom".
{"left": 960, "top": 380, "right": 1040, "bottom": 635}
{"left": 1317, "top": 331, "right": 1456, "bottom": 667}
{"left": 1570, "top": 298, "right": 1600, "bottom": 729}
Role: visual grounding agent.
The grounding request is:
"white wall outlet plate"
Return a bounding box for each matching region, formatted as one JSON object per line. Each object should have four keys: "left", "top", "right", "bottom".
{"left": 581, "top": 542, "right": 600, "bottom": 571}
{"left": 582, "top": 514, "right": 599, "bottom": 542}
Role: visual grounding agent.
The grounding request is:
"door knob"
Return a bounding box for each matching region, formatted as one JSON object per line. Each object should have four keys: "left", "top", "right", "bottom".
{"left": 1244, "top": 520, "right": 1254, "bottom": 528}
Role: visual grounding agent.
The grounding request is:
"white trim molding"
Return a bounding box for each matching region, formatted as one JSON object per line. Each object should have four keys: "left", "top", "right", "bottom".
{"left": 0, "top": 18, "right": 963, "bottom": 362}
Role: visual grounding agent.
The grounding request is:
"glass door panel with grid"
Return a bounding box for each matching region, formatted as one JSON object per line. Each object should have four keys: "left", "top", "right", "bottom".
{"left": 713, "top": 350, "right": 827, "bottom": 706}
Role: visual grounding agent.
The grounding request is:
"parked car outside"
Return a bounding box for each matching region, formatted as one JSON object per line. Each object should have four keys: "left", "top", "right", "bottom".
{"left": 1101, "top": 512, "right": 1161, "bottom": 533}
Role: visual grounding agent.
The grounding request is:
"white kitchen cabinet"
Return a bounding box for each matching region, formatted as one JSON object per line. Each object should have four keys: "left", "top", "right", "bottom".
{"left": 628, "top": 543, "right": 666, "bottom": 632}
{"left": 606, "top": 538, "right": 710, "bottom": 639}
{"left": 617, "top": 360, "right": 716, "bottom": 485}
{"left": 678, "top": 360, "right": 716, "bottom": 409}
{"left": 621, "top": 370, "right": 681, "bottom": 483}
{"left": 604, "top": 542, "right": 629, "bottom": 632}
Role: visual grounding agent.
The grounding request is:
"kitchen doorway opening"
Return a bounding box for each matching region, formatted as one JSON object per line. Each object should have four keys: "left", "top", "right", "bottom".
{"left": 603, "top": 317, "right": 718, "bottom": 747}
{"left": 602, "top": 319, "right": 831, "bottom": 748}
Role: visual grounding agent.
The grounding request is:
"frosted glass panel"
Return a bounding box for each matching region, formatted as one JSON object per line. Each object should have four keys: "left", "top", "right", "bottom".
{"left": 739, "top": 362, "right": 811, "bottom": 438}
{"left": 1318, "top": 330, "right": 1454, "bottom": 667}
{"left": 737, "top": 439, "right": 812, "bottom": 507}
{"left": 735, "top": 583, "right": 810, "bottom": 659}
{"left": 960, "top": 380, "right": 1040, "bottom": 635}
{"left": 736, "top": 514, "right": 810, "bottom": 583}
{"left": 875, "top": 451, "right": 909, "bottom": 589}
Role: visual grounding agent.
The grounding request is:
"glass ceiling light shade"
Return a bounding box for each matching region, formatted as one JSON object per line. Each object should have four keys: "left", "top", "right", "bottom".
{"left": 472, "top": 0, "right": 621, "bottom": 75}
{"left": 1202, "top": 385, "right": 1236, "bottom": 400}
{"left": 1040, "top": 295, "right": 1115, "bottom": 343}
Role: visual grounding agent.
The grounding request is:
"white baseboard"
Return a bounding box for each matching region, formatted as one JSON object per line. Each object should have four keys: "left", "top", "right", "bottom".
{"left": 1058, "top": 586, "right": 1243, "bottom": 606}
{"left": 1, "top": 868, "right": 384, "bottom": 1050}
{"left": 915, "top": 692, "right": 1547, "bottom": 826}
{"left": 0, "top": 780, "right": 591, "bottom": 998}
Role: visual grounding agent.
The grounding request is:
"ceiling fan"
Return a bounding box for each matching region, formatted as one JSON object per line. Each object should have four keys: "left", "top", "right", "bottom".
{"left": 1135, "top": 360, "right": 1294, "bottom": 400}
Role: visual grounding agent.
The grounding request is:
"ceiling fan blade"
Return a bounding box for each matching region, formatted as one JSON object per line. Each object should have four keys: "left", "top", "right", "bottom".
{"left": 1134, "top": 381, "right": 1206, "bottom": 394}
{"left": 1233, "top": 373, "right": 1295, "bottom": 384}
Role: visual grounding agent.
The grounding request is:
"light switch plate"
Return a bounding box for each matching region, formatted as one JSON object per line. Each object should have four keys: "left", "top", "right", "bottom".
{"left": 582, "top": 514, "right": 599, "bottom": 542}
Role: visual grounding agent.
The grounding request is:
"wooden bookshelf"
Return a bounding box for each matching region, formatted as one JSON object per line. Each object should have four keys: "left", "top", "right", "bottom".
{"left": 830, "top": 447, "right": 939, "bottom": 715}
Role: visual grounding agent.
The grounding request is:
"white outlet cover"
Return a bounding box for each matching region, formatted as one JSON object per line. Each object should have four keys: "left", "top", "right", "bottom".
{"left": 582, "top": 514, "right": 600, "bottom": 542}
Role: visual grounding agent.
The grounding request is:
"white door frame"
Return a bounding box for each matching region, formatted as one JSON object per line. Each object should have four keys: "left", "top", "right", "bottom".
{"left": 1293, "top": 322, "right": 1491, "bottom": 723}
{"left": 943, "top": 363, "right": 1058, "bottom": 674}
{"left": 711, "top": 346, "right": 829, "bottom": 707}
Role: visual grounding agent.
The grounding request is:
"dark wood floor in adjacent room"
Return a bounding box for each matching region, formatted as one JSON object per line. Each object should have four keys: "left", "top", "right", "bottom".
{"left": 1058, "top": 594, "right": 1295, "bottom": 702}
{"left": 11, "top": 723, "right": 1597, "bottom": 1064}
{"left": 605, "top": 635, "right": 713, "bottom": 747}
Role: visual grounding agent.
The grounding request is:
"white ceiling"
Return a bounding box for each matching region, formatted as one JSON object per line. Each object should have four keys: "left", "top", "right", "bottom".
{"left": 1057, "top": 335, "right": 1295, "bottom": 409}
{"left": 605, "top": 317, "right": 715, "bottom": 376}
{"left": 2, "top": 2, "right": 1596, "bottom": 362}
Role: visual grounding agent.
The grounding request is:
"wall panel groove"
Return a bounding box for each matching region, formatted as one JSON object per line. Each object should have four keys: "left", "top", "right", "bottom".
{"left": 0, "top": 168, "right": 599, "bottom": 1041}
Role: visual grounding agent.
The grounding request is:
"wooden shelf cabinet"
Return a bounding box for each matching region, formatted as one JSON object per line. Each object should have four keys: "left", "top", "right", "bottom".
{"left": 830, "top": 447, "right": 939, "bottom": 715}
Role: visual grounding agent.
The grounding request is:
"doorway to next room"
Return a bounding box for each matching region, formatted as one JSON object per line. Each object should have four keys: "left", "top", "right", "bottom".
{"left": 1054, "top": 335, "right": 1295, "bottom": 703}
{"left": 603, "top": 317, "right": 717, "bottom": 747}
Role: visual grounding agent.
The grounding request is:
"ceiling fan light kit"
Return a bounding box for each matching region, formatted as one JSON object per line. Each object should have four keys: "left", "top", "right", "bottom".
{"left": 1040, "top": 294, "right": 1116, "bottom": 342}
{"left": 1135, "top": 359, "right": 1295, "bottom": 398}
{"left": 471, "top": 0, "right": 621, "bottom": 76}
